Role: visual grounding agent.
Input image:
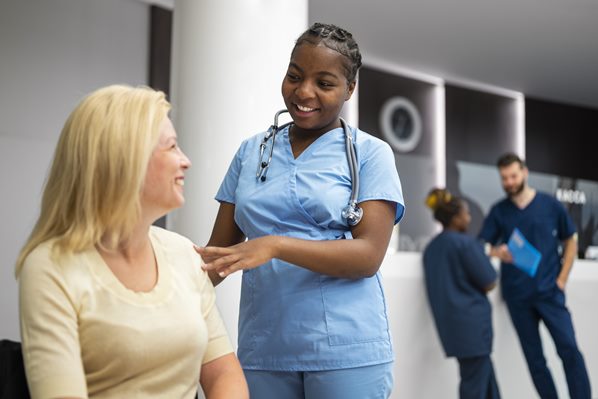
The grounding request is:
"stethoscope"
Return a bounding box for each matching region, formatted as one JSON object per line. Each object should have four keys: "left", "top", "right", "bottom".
{"left": 256, "top": 109, "right": 363, "bottom": 226}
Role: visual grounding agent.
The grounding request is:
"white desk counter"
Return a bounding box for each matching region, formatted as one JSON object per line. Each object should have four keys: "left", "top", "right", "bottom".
{"left": 215, "top": 252, "right": 598, "bottom": 399}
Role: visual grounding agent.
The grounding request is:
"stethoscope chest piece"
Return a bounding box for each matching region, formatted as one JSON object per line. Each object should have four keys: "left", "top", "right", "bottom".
{"left": 342, "top": 202, "right": 363, "bottom": 226}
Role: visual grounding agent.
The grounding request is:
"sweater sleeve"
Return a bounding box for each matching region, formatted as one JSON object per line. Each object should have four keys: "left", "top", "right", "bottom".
{"left": 18, "top": 245, "right": 88, "bottom": 399}
{"left": 198, "top": 268, "right": 233, "bottom": 364}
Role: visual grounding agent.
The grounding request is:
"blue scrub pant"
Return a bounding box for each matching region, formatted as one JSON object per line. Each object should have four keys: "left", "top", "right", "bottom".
{"left": 457, "top": 355, "right": 500, "bottom": 399}
{"left": 506, "top": 290, "right": 591, "bottom": 399}
{"left": 243, "top": 362, "right": 393, "bottom": 399}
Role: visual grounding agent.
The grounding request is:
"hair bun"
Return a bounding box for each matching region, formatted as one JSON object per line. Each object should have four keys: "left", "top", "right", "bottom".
{"left": 425, "top": 188, "right": 452, "bottom": 211}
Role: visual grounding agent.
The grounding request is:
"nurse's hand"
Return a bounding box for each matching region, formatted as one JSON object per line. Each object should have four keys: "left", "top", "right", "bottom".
{"left": 556, "top": 276, "right": 567, "bottom": 291}
{"left": 490, "top": 244, "right": 513, "bottom": 263}
{"left": 195, "top": 236, "right": 280, "bottom": 278}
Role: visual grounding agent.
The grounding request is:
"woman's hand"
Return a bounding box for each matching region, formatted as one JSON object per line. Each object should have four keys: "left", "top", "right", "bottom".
{"left": 195, "top": 236, "right": 280, "bottom": 278}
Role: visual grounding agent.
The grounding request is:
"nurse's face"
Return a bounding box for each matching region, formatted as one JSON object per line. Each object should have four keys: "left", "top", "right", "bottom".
{"left": 499, "top": 162, "right": 528, "bottom": 197}
{"left": 281, "top": 43, "right": 356, "bottom": 137}
{"left": 452, "top": 202, "right": 471, "bottom": 232}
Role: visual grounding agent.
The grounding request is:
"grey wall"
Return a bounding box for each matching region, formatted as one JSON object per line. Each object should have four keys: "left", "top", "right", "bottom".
{"left": 358, "top": 66, "right": 441, "bottom": 251}
{"left": 0, "top": 0, "right": 149, "bottom": 340}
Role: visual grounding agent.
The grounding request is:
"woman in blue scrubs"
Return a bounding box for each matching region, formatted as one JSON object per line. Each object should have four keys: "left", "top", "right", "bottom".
{"left": 196, "top": 23, "right": 404, "bottom": 398}
{"left": 423, "top": 189, "right": 500, "bottom": 399}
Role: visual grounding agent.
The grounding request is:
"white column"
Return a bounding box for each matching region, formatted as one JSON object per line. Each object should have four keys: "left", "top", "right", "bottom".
{"left": 168, "top": 0, "right": 308, "bottom": 245}
{"left": 168, "top": 1, "right": 308, "bottom": 353}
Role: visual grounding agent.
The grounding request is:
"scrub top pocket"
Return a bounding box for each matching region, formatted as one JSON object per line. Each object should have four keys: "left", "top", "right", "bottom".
{"left": 321, "top": 274, "right": 390, "bottom": 346}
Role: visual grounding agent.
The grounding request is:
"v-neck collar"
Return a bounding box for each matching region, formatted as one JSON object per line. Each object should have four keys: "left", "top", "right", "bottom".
{"left": 510, "top": 191, "right": 537, "bottom": 212}
{"left": 283, "top": 125, "right": 343, "bottom": 161}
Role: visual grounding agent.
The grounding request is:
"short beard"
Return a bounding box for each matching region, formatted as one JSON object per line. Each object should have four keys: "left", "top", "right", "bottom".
{"left": 504, "top": 180, "right": 526, "bottom": 197}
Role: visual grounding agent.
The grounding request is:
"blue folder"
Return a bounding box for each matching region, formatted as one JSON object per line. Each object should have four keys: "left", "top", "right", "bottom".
{"left": 507, "top": 228, "right": 542, "bottom": 277}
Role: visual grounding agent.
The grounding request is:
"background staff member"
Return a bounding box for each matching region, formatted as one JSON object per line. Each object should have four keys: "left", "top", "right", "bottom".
{"left": 196, "top": 23, "right": 404, "bottom": 399}
{"left": 479, "top": 153, "right": 591, "bottom": 399}
{"left": 423, "top": 188, "right": 500, "bottom": 399}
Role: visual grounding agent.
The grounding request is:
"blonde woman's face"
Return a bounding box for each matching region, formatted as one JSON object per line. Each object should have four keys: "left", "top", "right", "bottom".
{"left": 141, "top": 117, "right": 191, "bottom": 218}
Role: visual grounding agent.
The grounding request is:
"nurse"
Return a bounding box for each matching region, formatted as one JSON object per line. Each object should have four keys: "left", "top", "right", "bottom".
{"left": 196, "top": 23, "right": 404, "bottom": 398}
{"left": 479, "top": 153, "right": 591, "bottom": 399}
{"left": 423, "top": 188, "right": 500, "bottom": 399}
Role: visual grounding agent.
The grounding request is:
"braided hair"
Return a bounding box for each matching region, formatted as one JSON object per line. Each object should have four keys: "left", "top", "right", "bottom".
{"left": 293, "top": 22, "right": 362, "bottom": 83}
{"left": 425, "top": 188, "right": 464, "bottom": 228}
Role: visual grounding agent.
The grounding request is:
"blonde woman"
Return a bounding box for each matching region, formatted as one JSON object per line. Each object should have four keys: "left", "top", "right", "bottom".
{"left": 16, "top": 85, "right": 248, "bottom": 399}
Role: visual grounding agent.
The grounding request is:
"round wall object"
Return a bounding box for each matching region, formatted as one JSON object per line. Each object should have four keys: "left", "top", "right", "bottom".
{"left": 379, "top": 96, "right": 422, "bottom": 153}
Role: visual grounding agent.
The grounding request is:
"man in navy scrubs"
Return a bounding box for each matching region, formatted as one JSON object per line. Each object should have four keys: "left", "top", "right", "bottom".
{"left": 479, "top": 153, "right": 591, "bottom": 399}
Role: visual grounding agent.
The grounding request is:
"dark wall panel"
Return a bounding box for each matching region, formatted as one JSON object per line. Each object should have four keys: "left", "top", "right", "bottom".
{"left": 445, "top": 84, "right": 519, "bottom": 236}
{"left": 149, "top": 5, "right": 172, "bottom": 229}
{"left": 445, "top": 84, "right": 518, "bottom": 166}
{"left": 526, "top": 97, "right": 598, "bottom": 181}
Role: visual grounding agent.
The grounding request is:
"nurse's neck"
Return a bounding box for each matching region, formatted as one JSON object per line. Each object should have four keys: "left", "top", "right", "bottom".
{"left": 289, "top": 124, "right": 331, "bottom": 159}
{"left": 510, "top": 186, "right": 536, "bottom": 210}
{"left": 444, "top": 222, "right": 467, "bottom": 234}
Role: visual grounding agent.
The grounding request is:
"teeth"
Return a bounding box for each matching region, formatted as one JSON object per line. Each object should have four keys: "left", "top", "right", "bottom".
{"left": 297, "top": 104, "right": 315, "bottom": 112}
{"left": 175, "top": 179, "right": 185, "bottom": 186}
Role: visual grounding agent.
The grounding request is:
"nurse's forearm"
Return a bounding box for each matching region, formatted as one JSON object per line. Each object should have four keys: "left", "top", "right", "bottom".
{"left": 272, "top": 200, "right": 395, "bottom": 278}
{"left": 273, "top": 235, "right": 387, "bottom": 279}
{"left": 558, "top": 235, "right": 577, "bottom": 286}
{"left": 199, "top": 200, "right": 396, "bottom": 279}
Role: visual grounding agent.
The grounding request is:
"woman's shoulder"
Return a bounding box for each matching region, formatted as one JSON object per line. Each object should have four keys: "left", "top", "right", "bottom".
{"left": 150, "top": 226, "right": 194, "bottom": 250}
{"left": 19, "top": 240, "right": 90, "bottom": 292}
{"left": 149, "top": 226, "right": 208, "bottom": 283}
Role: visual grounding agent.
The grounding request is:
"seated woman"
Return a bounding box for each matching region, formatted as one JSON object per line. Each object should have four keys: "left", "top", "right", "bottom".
{"left": 15, "top": 85, "right": 248, "bottom": 399}
{"left": 423, "top": 188, "right": 500, "bottom": 399}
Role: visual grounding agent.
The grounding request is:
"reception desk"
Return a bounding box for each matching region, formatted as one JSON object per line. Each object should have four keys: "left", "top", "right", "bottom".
{"left": 215, "top": 252, "right": 598, "bottom": 399}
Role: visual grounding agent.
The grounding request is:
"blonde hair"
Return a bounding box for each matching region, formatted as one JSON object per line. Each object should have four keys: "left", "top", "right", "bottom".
{"left": 15, "top": 85, "right": 170, "bottom": 276}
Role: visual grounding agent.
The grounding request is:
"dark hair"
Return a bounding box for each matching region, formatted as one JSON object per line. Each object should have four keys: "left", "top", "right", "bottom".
{"left": 293, "top": 22, "right": 362, "bottom": 82}
{"left": 497, "top": 152, "right": 526, "bottom": 169}
{"left": 425, "top": 188, "right": 464, "bottom": 228}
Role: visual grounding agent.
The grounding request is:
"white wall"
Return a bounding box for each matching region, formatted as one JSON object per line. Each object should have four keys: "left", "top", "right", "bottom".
{"left": 0, "top": 0, "right": 149, "bottom": 340}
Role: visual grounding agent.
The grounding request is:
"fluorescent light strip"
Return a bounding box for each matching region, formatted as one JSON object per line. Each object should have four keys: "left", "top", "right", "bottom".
{"left": 443, "top": 75, "right": 522, "bottom": 100}
{"left": 363, "top": 55, "right": 444, "bottom": 86}
{"left": 515, "top": 94, "right": 526, "bottom": 158}
{"left": 435, "top": 84, "right": 446, "bottom": 188}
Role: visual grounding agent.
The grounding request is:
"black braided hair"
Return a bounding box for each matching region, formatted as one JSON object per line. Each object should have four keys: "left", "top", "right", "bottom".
{"left": 425, "top": 188, "right": 465, "bottom": 228}
{"left": 293, "top": 22, "right": 362, "bottom": 82}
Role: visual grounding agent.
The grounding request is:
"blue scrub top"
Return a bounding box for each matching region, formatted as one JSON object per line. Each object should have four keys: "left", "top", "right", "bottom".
{"left": 216, "top": 125, "right": 404, "bottom": 371}
{"left": 478, "top": 192, "right": 576, "bottom": 301}
{"left": 423, "top": 231, "right": 497, "bottom": 358}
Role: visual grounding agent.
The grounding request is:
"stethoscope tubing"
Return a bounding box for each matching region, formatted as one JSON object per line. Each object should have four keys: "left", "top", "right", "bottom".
{"left": 257, "top": 110, "right": 362, "bottom": 225}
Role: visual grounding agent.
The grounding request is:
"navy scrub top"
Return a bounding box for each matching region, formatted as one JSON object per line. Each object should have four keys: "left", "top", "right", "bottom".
{"left": 216, "top": 124, "right": 404, "bottom": 371}
{"left": 478, "top": 192, "right": 576, "bottom": 301}
{"left": 423, "top": 231, "right": 497, "bottom": 358}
